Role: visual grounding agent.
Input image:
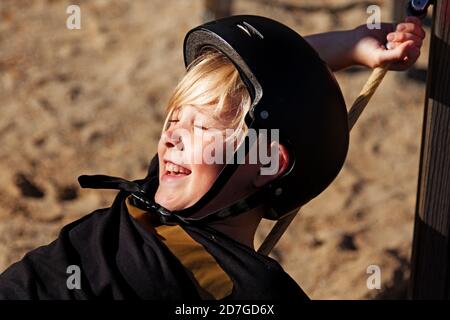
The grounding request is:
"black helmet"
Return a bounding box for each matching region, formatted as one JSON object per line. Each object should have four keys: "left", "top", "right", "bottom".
{"left": 180, "top": 15, "right": 349, "bottom": 220}
{"left": 79, "top": 15, "right": 349, "bottom": 224}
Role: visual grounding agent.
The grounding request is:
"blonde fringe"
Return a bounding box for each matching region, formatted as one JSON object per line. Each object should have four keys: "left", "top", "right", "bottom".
{"left": 161, "top": 49, "right": 252, "bottom": 148}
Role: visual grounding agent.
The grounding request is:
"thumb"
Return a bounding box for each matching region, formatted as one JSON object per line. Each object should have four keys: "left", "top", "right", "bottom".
{"left": 378, "top": 40, "right": 415, "bottom": 66}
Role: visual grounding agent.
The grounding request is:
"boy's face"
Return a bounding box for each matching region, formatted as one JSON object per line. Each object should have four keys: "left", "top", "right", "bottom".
{"left": 154, "top": 105, "right": 227, "bottom": 211}
{"left": 154, "top": 104, "right": 289, "bottom": 213}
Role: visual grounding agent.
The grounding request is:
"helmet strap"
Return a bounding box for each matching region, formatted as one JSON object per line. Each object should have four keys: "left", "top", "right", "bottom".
{"left": 78, "top": 174, "right": 272, "bottom": 226}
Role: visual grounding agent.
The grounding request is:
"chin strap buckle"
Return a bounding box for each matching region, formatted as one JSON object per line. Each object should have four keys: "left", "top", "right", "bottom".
{"left": 78, "top": 174, "right": 182, "bottom": 226}
{"left": 130, "top": 190, "right": 180, "bottom": 226}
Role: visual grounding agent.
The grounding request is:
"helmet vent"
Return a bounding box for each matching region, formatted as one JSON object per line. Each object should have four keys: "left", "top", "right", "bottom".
{"left": 236, "top": 21, "right": 264, "bottom": 40}
{"left": 260, "top": 110, "right": 269, "bottom": 119}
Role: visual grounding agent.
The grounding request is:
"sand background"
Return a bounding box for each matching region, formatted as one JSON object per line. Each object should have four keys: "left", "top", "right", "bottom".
{"left": 0, "top": 0, "right": 431, "bottom": 299}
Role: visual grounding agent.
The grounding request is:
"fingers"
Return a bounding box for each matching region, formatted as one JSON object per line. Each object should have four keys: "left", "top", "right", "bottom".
{"left": 385, "top": 16, "right": 426, "bottom": 56}
{"left": 405, "top": 16, "right": 424, "bottom": 29}
{"left": 387, "top": 42, "right": 421, "bottom": 71}
{"left": 395, "top": 17, "right": 426, "bottom": 39}
{"left": 381, "top": 40, "right": 413, "bottom": 61}
{"left": 386, "top": 32, "right": 423, "bottom": 48}
{"left": 389, "top": 47, "right": 420, "bottom": 70}
{"left": 403, "top": 44, "right": 421, "bottom": 66}
{"left": 378, "top": 40, "right": 417, "bottom": 68}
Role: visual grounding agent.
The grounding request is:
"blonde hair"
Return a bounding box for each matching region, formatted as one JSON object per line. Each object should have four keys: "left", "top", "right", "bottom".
{"left": 162, "top": 48, "right": 252, "bottom": 145}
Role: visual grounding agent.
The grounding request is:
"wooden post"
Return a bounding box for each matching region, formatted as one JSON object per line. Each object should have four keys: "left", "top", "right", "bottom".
{"left": 409, "top": 0, "right": 450, "bottom": 299}
{"left": 203, "top": 0, "right": 232, "bottom": 22}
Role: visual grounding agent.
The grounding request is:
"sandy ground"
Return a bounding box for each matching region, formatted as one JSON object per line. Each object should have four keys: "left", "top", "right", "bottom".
{"left": 0, "top": 0, "right": 431, "bottom": 299}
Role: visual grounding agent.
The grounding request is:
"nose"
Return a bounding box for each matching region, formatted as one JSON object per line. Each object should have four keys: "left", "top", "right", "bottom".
{"left": 163, "top": 128, "right": 184, "bottom": 151}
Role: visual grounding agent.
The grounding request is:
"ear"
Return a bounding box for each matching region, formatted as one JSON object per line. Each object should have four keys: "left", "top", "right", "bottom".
{"left": 253, "top": 142, "right": 290, "bottom": 188}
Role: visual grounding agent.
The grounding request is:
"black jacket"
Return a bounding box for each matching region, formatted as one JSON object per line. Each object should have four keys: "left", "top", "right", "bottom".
{"left": 0, "top": 159, "right": 308, "bottom": 300}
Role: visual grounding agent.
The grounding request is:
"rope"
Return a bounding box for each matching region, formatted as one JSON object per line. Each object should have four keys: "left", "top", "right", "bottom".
{"left": 257, "top": 209, "right": 298, "bottom": 256}
{"left": 257, "top": 64, "right": 390, "bottom": 256}
{"left": 348, "top": 65, "right": 390, "bottom": 130}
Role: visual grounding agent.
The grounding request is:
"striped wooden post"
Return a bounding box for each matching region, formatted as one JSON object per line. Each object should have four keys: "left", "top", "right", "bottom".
{"left": 409, "top": 0, "right": 450, "bottom": 299}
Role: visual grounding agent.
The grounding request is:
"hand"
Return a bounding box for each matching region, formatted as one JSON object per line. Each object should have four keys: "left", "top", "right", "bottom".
{"left": 353, "top": 16, "right": 426, "bottom": 71}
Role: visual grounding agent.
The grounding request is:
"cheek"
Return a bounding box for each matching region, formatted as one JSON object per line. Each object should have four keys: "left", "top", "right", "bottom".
{"left": 157, "top": 139, "right": 165, "bottom": 173}
{"left": 191, "top": 163, "right": 224, "bottom": 189}
{"left": 157, "top": 140, "right": 163, "bottom": 157}
{"left": 191, "top": 132, "right": 208, "bottom": 163}
{"left": 195, "top": 134, "right": 229, "bottom": 165}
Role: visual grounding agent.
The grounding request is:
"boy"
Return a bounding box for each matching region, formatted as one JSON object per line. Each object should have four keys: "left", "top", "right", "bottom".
{"left": 0, "top": 15, "right": 425, "bottom": 299}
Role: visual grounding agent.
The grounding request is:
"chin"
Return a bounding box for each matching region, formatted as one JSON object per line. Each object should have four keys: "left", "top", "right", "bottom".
{"left": 155, "top": 192, "right": 182, "bottom": 211}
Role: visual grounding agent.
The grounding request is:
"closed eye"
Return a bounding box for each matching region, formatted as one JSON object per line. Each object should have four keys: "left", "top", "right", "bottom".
{"left": 167, "top": 119, "right": 179, "bottom": 127}
{"left": 194, "top": 124, "right": 209, "bottom": 130}
{"left": 167, "top": 118, "right": 209, "bottom": 130}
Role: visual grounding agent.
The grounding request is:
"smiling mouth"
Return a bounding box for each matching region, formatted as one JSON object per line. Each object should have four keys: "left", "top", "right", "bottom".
{"left": 163, "top": 160, "right": 192, "bottom": 177}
